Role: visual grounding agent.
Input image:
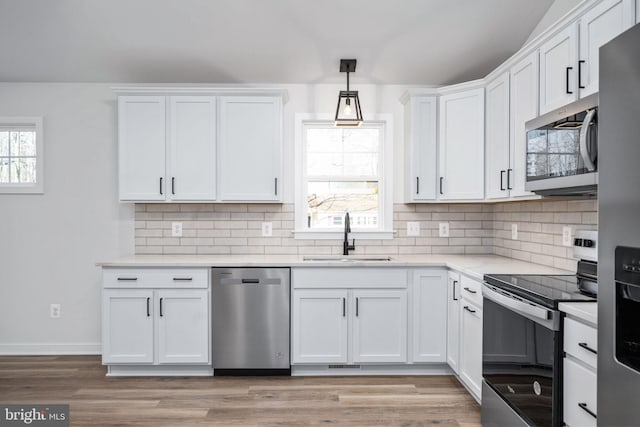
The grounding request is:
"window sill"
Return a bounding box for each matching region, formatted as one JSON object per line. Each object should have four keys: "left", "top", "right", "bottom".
{"left": 293, "top": 230, "right": 396, "bottom": 240}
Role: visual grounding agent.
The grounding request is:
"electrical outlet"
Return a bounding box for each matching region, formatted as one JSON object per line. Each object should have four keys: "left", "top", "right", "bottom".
{"left": 562, "top": 226, "right": 572, "bottom": 246}
{"left": 407, "top": 222, "right": 420, "bottom": 236}
{"left": 171, "top": 222, "right": 183, "bottom": 237}
{"left": 512, "top": 224, "right": 518, "bottom": 240}
{"left": 439, "top": 222, "right": 450, "bottom": 237}
{"left": 262, "top": 222, "right": 273, "bottom": 237}
{"left": 50, "top": 304, "right": 61, "bottom": 319}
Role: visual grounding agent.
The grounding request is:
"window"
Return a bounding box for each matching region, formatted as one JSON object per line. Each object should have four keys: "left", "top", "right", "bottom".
{"left": 295, "top": 116, "right": 393, "bottom": 239}
{"left": 0, "top": 117, "right": 43, "bottom": 194}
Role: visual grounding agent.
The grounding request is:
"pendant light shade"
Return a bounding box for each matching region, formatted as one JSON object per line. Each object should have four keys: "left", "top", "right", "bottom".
{"left": 335, "top": 59, "right": 363, "bottom": 127}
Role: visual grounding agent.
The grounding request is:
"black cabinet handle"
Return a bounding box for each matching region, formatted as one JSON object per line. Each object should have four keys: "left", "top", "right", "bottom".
{"left": 146, "top": 297, "right": 150, "bottom": 317}
{"left": 452, "top": 280, "right": 459, "bottom": 301}
{"left": 171, "top": 177, "right": 175, "bottom": 195}
{"left": 464, "top": 305, "right": 476, "bottom": 314}
{"left": 356, "top": 297, "right": 359, "bottom": 317}
{"left": 578, "top": 342, "right": 597, "bottom": 354}
{"left": 275, "top": 177, "right": 278, "bottom": 196}
{"left": 117, "top": 277, "right": 138, "bottom": 281}
{"left": 159, "top": 177, "right": 163, "bottom": 195}
{"left": 500, "top": 170, "right": 506, "bottom": 191}
{"left": 578, "top": 402, "right": 597, "bottom": 419}
{"left": 566, "top": 66, "right": 573, "bottom": 94}
{"left": 578, "top": 60, "right": 586, "bottom": 89}
{"left": 342, "top": 297, "right": 346, "bottom": 317}
{"left": 159, "top": 298, "right": 164, "bottom": 317}
{"left": 463, "top": 287, "right": 477, "bottom": 294}
{"left": 507, "top": 169, "right": 513, "bottom": 190}
{"left": 439, "top": 177, "right": 444, "bottom": 195}
{"left": 173, "top": 277, "right": 193, "bottom": 282}
{"left": 241, "top": 278, "right": 260, "bottom": 284}
{"left": 416, "top": 177, "right": 420, "bottom": 195}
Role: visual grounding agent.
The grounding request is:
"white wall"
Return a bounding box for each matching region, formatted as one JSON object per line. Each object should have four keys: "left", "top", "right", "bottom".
{"left": 0, "top": 83, "right": 134, "bottom": 354}
{"left": 0, "top": 82, "right": 410, "bottom": 353}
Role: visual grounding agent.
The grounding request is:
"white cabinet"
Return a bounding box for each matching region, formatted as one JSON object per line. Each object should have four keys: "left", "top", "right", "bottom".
{"left": 439, "top": 88, "right": 485, "bottom": 200}
{"left": 459, "top": 298, "right": 483, "bottom": 400}
{"left": 352, "top": 290, "right": 407, "bottom": 363}
{"left": 219, "top": 96, "right": 282, "bottom": 201}
{"left": 291, "top": 288, "right": 407, "bottom": 364}
{"left": 411, "top": 270, "right": 447, "bottom": 363}
{"left": 291, "top": 289, "right": 348, "bottom": 364}
{"left": 168, "top": 96, "right": 217, "bottom": 201}
{"left": 446, "top": 271, "right": 461, "bottom": 373}
{"left": 102, "top": 268, "right": 211, "bottom": 368}
{"left": 118, "top": 96, "right": 166, "bottom": 201}
{"left": 539, "top": 24, "right": 579, "bottom": 114}
{"left": 578, "top": 0, "right": 636, "bottom": 97}
{"left": 485, "top": 73, "right": 511, "bottom": 200}
{"left": 509, "top": 51, "right": 539, "bottom": 198}
{"left": 403, "top": 94, "right": 438, "bottom": 201}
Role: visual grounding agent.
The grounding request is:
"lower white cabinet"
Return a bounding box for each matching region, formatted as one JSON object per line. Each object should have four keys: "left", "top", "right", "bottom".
{"left": 446, "top": 271, "right": 461, "bottom": 373}
{"left": 291, "top": 288, "right": 407, "bottom": 364}
{"left": 411, "top": 270, "right": 448, "bottom": 363}
{"left": 459, "top": 298, "right": 483, "bottom": 400}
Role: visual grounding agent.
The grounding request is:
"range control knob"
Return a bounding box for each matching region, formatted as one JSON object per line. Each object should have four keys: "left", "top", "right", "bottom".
{"left": 574, "top": 238, "right": 583, "bottom": 247}
{"left": 583, "top": 239, "right": 595, "bottom": 248}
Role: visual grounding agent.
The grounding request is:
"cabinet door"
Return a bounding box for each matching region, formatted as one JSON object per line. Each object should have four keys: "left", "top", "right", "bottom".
{"left": 540, "top": 24, "right": 579, "bottom": 114}
{"left": 579, "top": 0, "right": 636, "bottom": 97}
{"left": 406, "top": 96, "right": 437, "bottom": 201}
{"left": 168, "top": 96, "right": 217, "bottom": 201}
{"left": 509, "top": 51, "right": 539, "bottom": 198}
{"left": 447, "top": 271, "right": 461, "bottom": 374}
{"left": 291, "top": 290, "right": 348, "bottom": 364}
{"left": 219, "top": 96, "right": 282, "bottom": 201}
{"left": 118, "top": 96, "right": 166, "bottom": 201}
{"left": 352, "top": 290, "right": 407, "bottom": 363}
{"left": 460, "top": 301, "right": 483, "bottom": 400}
{"left": 438, "top": 88, "right": 485, "bottom": 200}
{"left": 102, "top": 289, "right": 154, "bottom": 364}
{"left": 563, "top": 358, "right": 597, "bottom": 427}
{"left": 157, "top": 290, "right": 210, "bottom": 364}
{"left": 411, "top": 270, "right": 447, "bottom": 363}
{"left": 485, "top": 73, "right": 511, "bottom": 200}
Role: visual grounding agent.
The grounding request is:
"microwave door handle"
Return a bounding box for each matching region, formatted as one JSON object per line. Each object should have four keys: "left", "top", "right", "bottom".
{"left": 579, "top": 109, "right": 597, "bottom": 172}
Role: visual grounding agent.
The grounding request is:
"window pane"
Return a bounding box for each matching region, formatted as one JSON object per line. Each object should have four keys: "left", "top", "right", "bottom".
{"left": 17, "top": 131, "right": 37, "bottom": 156}
{"left": 344, "top": 153, "right": 378, "bottom": 176}
{"left": 342, "top": 129, "right": 379, "bottom": 152}
{"left": 10, "top": 157, "right": 36, "bottom": 183}
{"left": 307, "top": 181, "right": 379, "bottom": 229}
{"left": 0, "top": 158, "right": 8, "bottom": 183}
{"left": 307, "top": 152, "right": 343, "bottom": 176}
{"left": 0, "top": 132, "right": 8, "bottom": 156}
{"left": 307, "top": 129, "right": 342, "bottom": 153}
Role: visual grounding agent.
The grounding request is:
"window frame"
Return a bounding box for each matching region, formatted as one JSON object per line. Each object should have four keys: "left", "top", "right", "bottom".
{"left": 0, "top": 117, "right": 44, "bottom": 194}
{"left": 294, "top": 113, "right": 394, "bottom": 240}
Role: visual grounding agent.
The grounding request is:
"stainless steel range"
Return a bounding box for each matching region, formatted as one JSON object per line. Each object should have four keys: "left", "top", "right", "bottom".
{"left": 481, "top": 230, "right": 597, "bottom": 427}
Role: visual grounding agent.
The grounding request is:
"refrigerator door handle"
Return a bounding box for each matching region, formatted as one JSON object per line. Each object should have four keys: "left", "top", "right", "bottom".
{"left": 579, "top": 109, "right": 597, "bottom": 172}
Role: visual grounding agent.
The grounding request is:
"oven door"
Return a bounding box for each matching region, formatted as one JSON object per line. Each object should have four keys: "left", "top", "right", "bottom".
{"left": 482, "top": 284, "right": 562, "bottom": 427}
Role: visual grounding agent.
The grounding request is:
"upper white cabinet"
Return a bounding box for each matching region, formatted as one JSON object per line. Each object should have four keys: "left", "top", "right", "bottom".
{"left": 168, "top": 96, "right": 217, "bottom": 201}
{"left": 118, "top": 96, "right": 167, "bottom": 201}
{"left": 485, "top": 73, "right": 511, "bottom": 200}
{"left": 578, "top": 0, "right": 636, "bottom": 97}
{"left": 219, "top": 96, "right": 282, "bottom": 201}
{"left": 539, "top": 24, "right": 579, "bottom": 114}
{"left": 439, "top": 88, "right": 485, "bottom": 200}
{"left": 402, "top": 94, "right": 438, "bottom": 201}
{"left": 411, "top": 270, "right": 447, "bottom": 363}
{"left": 509, "top": 51, "right": 539, "bottom": 198}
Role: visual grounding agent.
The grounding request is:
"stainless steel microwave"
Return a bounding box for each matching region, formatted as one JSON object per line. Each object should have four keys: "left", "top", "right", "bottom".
{"left": 525, "top": 94, "right": 598, "bottom": 196}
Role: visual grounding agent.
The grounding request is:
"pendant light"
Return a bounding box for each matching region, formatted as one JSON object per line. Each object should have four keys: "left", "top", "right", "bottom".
{"left": 335, "top": 59, "right": 363, "bottom": 127}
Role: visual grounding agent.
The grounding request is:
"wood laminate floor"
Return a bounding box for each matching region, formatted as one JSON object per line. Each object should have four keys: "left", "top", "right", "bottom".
{"left": 0, "top": 356, "right": 480, "bottom": 427}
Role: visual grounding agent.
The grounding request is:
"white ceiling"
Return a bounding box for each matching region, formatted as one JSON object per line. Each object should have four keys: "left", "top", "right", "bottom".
{"left": 0, "top": 0, "right": 554, "bottom": 85}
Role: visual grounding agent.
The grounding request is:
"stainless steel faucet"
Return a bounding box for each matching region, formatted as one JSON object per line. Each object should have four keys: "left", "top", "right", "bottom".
{"left": 343, "top": 212, "right": 356, "bottom": 256}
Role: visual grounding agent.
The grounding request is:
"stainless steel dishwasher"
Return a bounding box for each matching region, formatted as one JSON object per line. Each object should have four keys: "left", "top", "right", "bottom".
{"left": 212, "top": 268, "right": 290, "bottom": 375}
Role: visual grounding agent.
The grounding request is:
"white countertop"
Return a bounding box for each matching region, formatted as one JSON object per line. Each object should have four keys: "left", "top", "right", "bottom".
{"left": 559, "top": 301, "right": 598, "bottom": 326}
{"left": 98, "top": 254, "right": 571, "bottom": 281}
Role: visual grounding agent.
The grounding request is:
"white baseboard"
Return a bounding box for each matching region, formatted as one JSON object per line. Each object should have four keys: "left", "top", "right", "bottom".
{"left": 0, "top": 343, "right": 102, "bottom": 355}
{"left": 291, "top": 363, "right": 453, "bottom": 376}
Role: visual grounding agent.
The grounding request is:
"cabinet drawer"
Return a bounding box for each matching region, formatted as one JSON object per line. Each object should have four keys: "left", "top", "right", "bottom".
{"left": 563, "top": 357, "right": 597, "bottom": 427}
{"left": 103, "top": 268, "right": 209, "bottom": 289}
{"left": 564, "top": 317, "right": 597, "bottom": 368}
{"left": 460, "top": 275, "right": 483, "bottom": 307}
{"left": 292, "top": 268, "right": 408, "bottom": 289}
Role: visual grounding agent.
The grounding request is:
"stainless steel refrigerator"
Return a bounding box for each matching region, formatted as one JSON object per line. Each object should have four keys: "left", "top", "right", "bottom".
{"left": 598, "top": 22, "right": 640, "bottom": 426}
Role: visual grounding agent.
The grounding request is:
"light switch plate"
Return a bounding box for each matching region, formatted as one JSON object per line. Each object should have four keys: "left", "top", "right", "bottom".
{"left": 262, "top": 222, "right": 273, "bottom": 237}
{"left": 512, "top": 224, "right": 518, "bottom": 240}
{"left": 562, "top": 226, "right": 572, "bottom": 246}
{"left": 407, "top": 222, "right": 420, "bottom": 236}
{"left": 50, "top": 304, "right": 61, "bottom": 318}
{"left": 439, "top": 222, "right": 450, "bottom": 237}
{"left": 171, "top": 222, "right": 183, "bottom": 237}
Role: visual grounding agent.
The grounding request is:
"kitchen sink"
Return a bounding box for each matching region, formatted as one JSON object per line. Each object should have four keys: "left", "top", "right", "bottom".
{"left": 302, "top": 256, "right": 393, "bottom": 262}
